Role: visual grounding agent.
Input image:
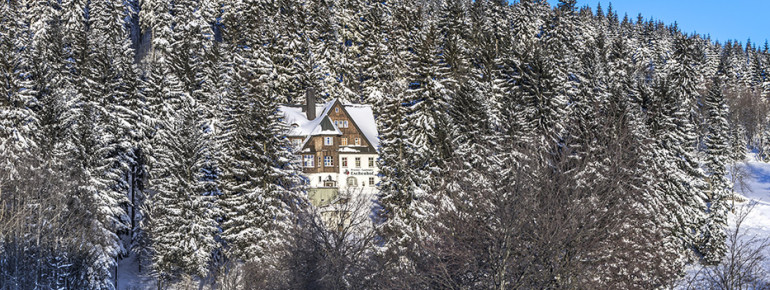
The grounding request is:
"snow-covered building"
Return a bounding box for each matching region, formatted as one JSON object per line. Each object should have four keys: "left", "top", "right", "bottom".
{"left": 278, "top": 89, "right": 379, "bottom": 207}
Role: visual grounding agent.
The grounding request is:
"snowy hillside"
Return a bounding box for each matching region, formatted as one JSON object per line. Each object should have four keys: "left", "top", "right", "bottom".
{"left": 682, "top": 152, "right": 770, "bottom": 287}
{"left": 736, "top": 154, "right": 770, "bottom": 211}
{"left": 731, "top": 154, "right": 770, "bottom": 270}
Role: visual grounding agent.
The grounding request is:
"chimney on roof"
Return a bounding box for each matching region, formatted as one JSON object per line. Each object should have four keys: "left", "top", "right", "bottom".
{"left": 306, "top": 87, "right": 316, "bottom": 120}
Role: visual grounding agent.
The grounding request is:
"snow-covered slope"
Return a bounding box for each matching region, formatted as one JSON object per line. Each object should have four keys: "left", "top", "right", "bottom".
{"left": 731, "top": 153, "right": 770, "bottom": 269}
{"left": 682, "top": 152, "right": 770, "bottom": 287}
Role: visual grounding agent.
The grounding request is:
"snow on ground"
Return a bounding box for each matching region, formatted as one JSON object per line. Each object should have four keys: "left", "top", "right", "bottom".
{"left": 682, "top": 152, "right": 770, "bottom": 286}
{"left": 117, "top": 251, "right": 155, "bottom": 290}
{"left": 116, "top": 154, "right": 770, "bottom": 288}
{"left": 730, "top": 153, "right": 770, "bottom": 269}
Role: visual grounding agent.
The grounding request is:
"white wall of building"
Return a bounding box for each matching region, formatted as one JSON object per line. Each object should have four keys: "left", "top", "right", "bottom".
{"left": 338, "top": 153, "right": 379, "bottom": 194}
{"left": 304, "top": 153, "right": 378, "bottom": 195}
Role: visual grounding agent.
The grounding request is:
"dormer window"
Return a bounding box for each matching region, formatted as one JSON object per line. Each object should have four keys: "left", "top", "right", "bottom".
{"left": 324, "top": 137, "right": 333, "bottom": 146}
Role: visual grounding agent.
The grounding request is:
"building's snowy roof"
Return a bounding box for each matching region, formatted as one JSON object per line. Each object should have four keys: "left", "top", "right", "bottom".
{"left": 343, "top": 104, "right": 379, "bottom": 149}
{"left": 280, "top": 100, "right": 340, "bottom": 137}
{"left": 278, "top": 99, "right": 379, "bottom": 149}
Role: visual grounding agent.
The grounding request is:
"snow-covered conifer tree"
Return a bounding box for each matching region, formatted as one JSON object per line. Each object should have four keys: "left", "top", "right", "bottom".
{"left": 218, "top": 10, "right": 306, "bottom": 261}
{"left": 649, "top": 36, "right": 709, "bottom": 264}
{"left": 700, "top": 78, "right": 732, "bottom": 264}
{"left": 148, "top": 96, "right": 218, "bottom": 281}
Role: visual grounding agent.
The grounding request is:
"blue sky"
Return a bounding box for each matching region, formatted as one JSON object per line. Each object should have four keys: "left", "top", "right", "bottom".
{"left": 544, "top": 0, "right": 770, "bottom": 45}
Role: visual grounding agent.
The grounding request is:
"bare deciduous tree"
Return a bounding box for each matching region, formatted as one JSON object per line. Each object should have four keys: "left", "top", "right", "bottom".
{"left": 240, "top": 188, "right": 378, "bottom": 290}
{"left": 683, "top": 202, "right": 770, "bottom": 289}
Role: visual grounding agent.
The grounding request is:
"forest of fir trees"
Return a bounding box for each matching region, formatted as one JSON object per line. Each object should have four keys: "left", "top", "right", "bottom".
{"left": 2, "top": 0, "right": 770, "bottom": 288}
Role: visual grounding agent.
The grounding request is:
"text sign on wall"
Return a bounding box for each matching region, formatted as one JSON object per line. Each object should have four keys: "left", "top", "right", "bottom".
{"left": 345, "top": 169, "right": 375, "bottom": 176}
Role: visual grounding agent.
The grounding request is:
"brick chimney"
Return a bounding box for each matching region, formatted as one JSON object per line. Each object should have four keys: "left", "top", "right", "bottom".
{"left": 305, "top": 87, "right": 316, "bottom": 120}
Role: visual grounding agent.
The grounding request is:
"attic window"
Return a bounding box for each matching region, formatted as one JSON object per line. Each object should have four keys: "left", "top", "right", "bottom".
{"left": 355, "top": 138, "right": 361, "bottom": 146}
{"left": 335, "top": 120, "right": 348, "bottom": 128}
{"left": 324, "top": 137, "right": 333, "bottom": 146}
{"left": 335, "top": 107, "right": 339, "bottom": 113}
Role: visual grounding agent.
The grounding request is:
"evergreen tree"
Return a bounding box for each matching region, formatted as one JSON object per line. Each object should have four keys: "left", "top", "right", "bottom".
{"left": 0, "top": 0, "right": 37, "bottom": 162}
{"left": 219, "top": 34, "right": 306, "bottom": 262}
{"left": 700, "top": 78, "right": 731, "bottom": 264}
{"left": 148, "top": 96, "right": 218, "bottom": 281}
{"left": 649, "top": 36, "right": 708, "bottom": 264}
{"left": 375, "top": 87, "right": 419, "bottom": 268}
{"left": 730, "top": 124, "right": 748, "bottom": 161}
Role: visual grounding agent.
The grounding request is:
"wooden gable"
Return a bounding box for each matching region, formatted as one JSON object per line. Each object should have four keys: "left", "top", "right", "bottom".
{"left": 327, "top": 100, "right": 376, "bottom": 153}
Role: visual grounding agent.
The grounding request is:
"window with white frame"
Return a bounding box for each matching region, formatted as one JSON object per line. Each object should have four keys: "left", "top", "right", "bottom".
{"left": 324, "top": 137, "right": 333, "bottom": 146}
{"left": 342, "top": 157, "right": 348, "bottom": 167}
{"left": 335, "top": 107, "right": 339, "bottom": 113}
{"left": 369, "top": 177, "right": 375, "bottom": 187}
{"left": 368, "top": 157, "right": 374, "bottom": 168}
{"left": 355, "top": 138, "right": 361, "bottom": 146}
{"left": 344, "top": 121, "right": 349, "bottom": 128}
{"left": 324, "top": 156, "right": 333, "bottom": 167}
{"left": 347, "top": 177, "right": 357, "bottom": 187}
{"left": 341, "top": 138, "right": 348, "bottom": 146}
{"left": 355, "top": 157, "right": 361, "bottom": 168}
{"left": 303, "top": 155, "right": 314, "bottom": 168}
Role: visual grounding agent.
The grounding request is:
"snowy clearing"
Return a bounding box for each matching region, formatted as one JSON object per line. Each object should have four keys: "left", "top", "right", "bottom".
{"left": 682, "top": 152, "right": 770, "bottom": 287}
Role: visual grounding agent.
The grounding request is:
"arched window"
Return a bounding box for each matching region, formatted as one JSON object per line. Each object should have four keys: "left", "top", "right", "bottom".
{"left": 347, "top": 177, "right": 358, "bottom": 187}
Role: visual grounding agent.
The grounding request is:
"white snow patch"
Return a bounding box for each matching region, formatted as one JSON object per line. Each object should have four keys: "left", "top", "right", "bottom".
{"left": 116, "top": 251, "right": 155, "bottom": 290}
{"left": 682, "top": 152, "right": 770, "bottom": 286}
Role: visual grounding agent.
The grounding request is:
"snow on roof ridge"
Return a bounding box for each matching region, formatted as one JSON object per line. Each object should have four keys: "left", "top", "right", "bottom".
{"left": 278, "top": 98, "right": 379, "bottom": 149}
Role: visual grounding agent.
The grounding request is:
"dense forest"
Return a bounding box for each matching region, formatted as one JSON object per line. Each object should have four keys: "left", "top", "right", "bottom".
{"left": 2, "top": 0, "right": 770, "bottom": 288}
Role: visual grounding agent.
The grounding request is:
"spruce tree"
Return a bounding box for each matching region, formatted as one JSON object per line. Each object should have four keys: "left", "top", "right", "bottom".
{"left": 219, "top": 26, "right": 306, "bottom": 262}
{"left": 148, "top": 96, "right": 218, "bottom": 281}
{"left": 700, "top": 78, "right": 731, "bottom": 264}
{"left": 0, "top": 0, "right": 37, "bottom": 161}
{"left": 649, "top": 36, "right": 708, "bottom": 264}
{"left": 730, "top": 124, "right": 748, "bottom": 161}
{"left": 375, "top": 88, "right": 419, "bottom": 268}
